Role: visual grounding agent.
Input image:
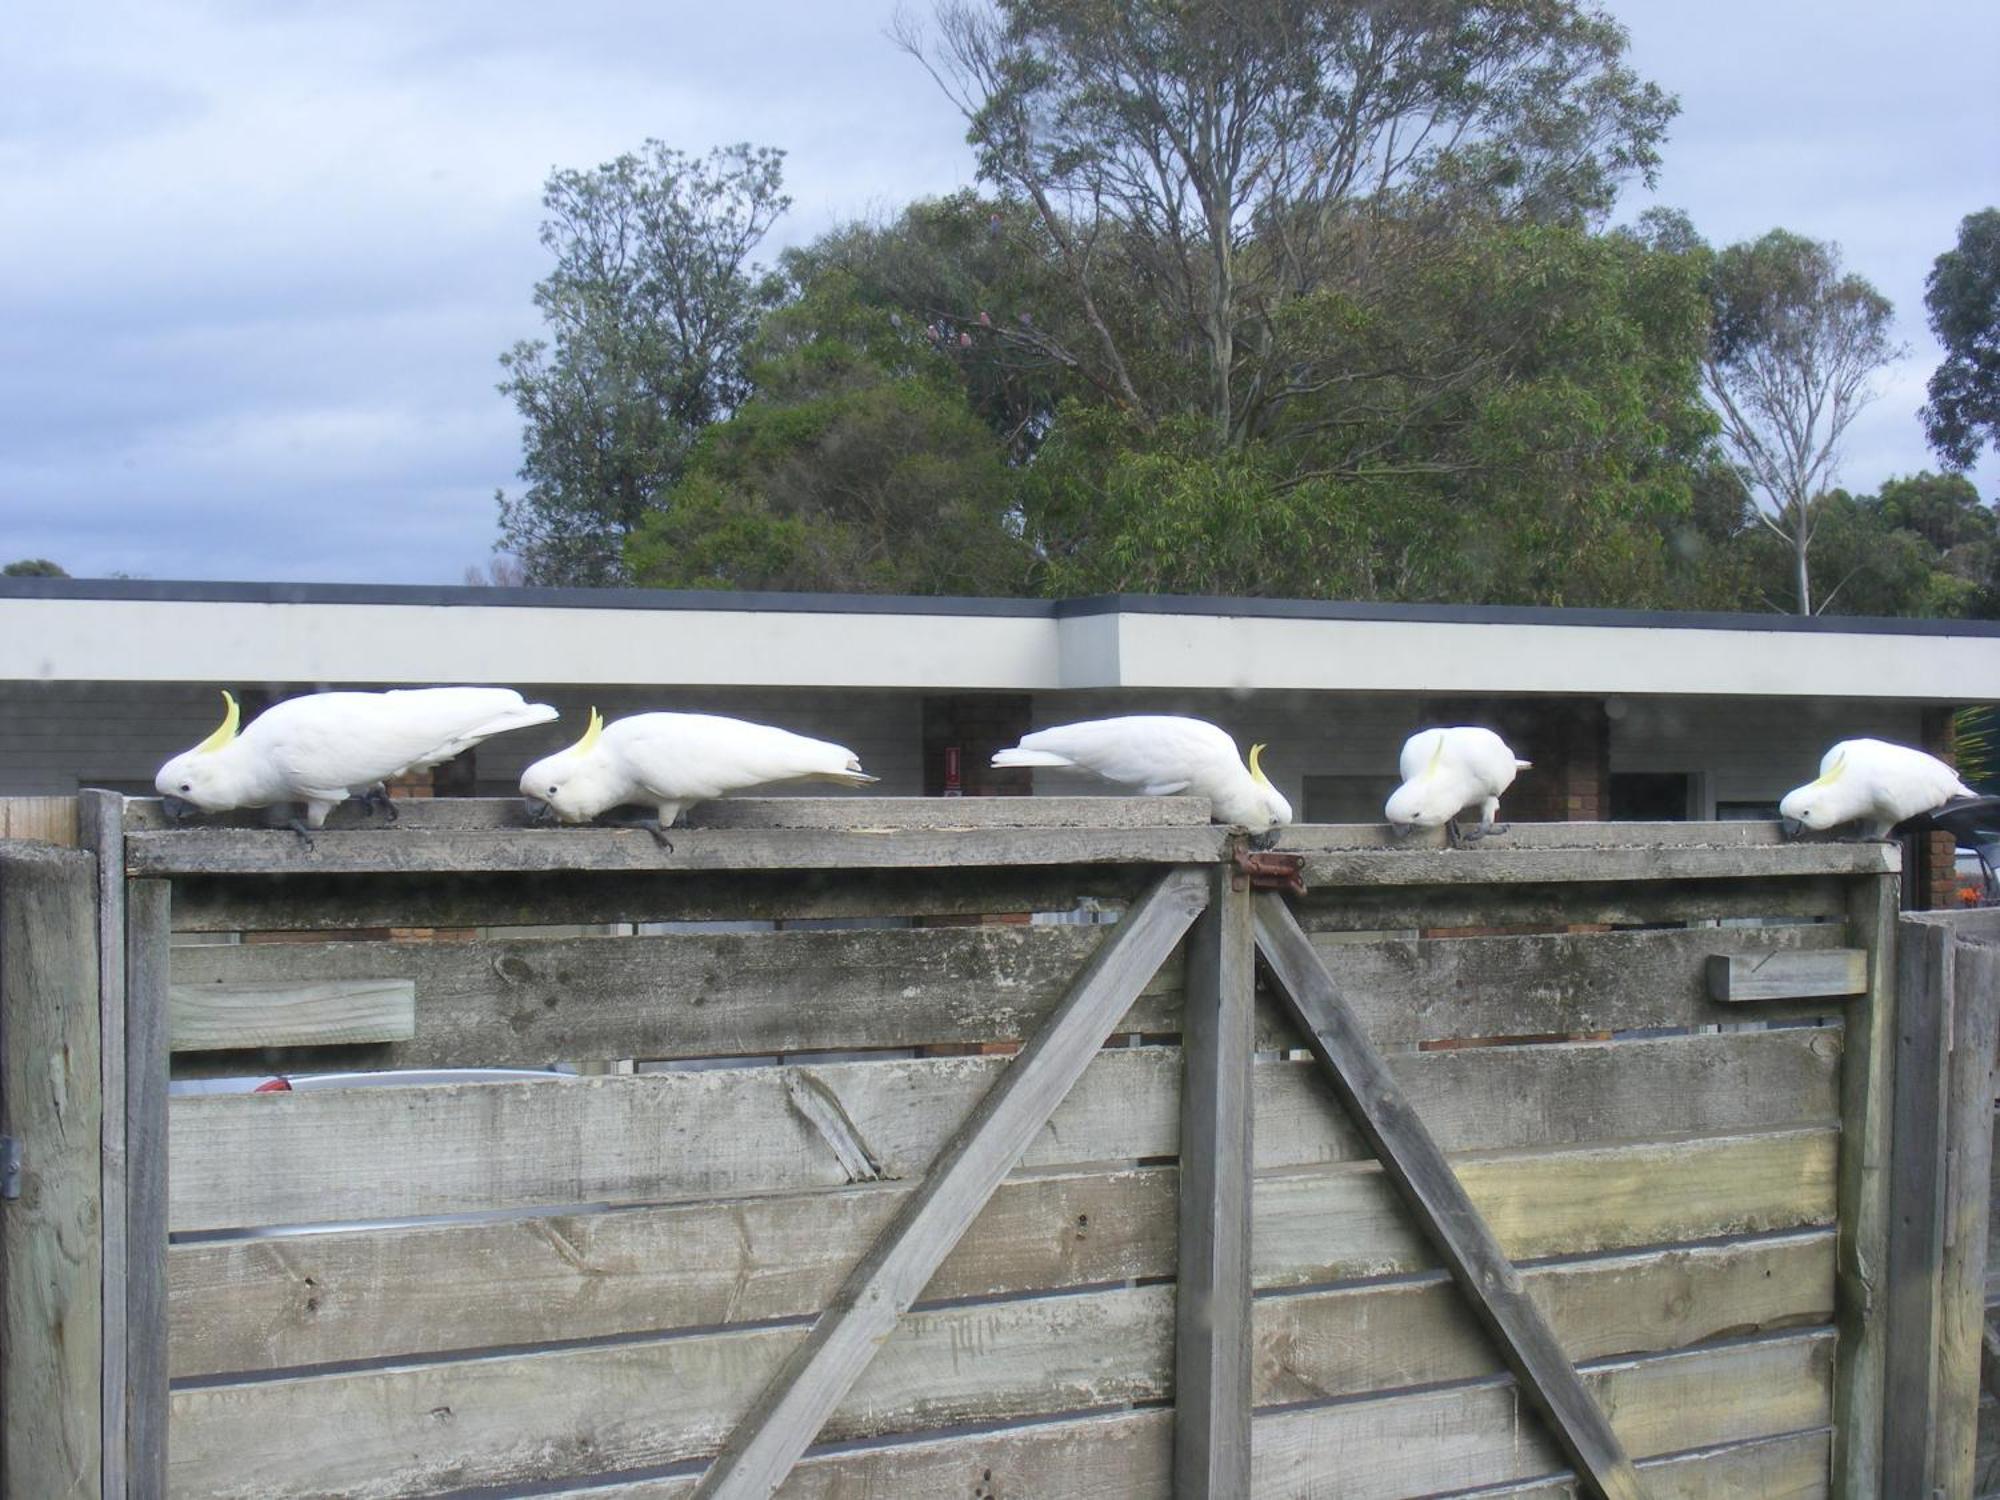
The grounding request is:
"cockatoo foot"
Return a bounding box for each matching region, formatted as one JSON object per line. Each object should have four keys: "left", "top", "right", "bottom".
{"left": 359, "top": 785, "right": 398, "bottom": 823}
{"left": 285, "top": 818, "right": 317, "bottom": 851}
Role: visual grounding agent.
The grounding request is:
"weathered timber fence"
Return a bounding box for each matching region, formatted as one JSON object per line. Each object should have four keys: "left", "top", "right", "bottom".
{"left": 1883, "top": 907, "right": 2000, "bottom": 1498}
{"left": 0, "top": 795, "right": 1923, "bottom": 1498}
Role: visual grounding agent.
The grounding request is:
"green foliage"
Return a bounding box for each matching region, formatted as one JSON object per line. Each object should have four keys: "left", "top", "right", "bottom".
{"left": 1714, "top": 471, "right": 1999, "bottom": 618}
{"left": 1, "top": 558, "right": 67, "bottom": 577}
{"left": 625, "top": 273, "right": 1031, "bottom": 594}
{"left": 902, "top": 0, "right": 1676, "bottom": 447}
{"left": 1923, "top": 208, "right": 2000, "bottom": 471}
{"left": 497, "top": 142, "right": 790, "bottom": 584}
{"left": 1022, "top": 221, "right": 1717, "bottom": 605}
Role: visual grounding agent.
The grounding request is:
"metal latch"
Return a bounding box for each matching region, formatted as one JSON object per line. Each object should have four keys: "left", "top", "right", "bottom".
{"left": 1232, "top": 845, "right": 1307, "bottom": 894}
{"left": 0, "top": 1135, "right": 21, "bottom": 1200}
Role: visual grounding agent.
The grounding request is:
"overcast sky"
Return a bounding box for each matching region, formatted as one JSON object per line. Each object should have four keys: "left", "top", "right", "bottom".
{"left": 2, "top": 0, "right": 1996, "bottom": 585}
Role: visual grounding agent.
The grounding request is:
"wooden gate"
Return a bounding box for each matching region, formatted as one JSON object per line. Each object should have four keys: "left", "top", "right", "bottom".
{"left": 2, "top": 796, "right": 1905, "bottom": 1497}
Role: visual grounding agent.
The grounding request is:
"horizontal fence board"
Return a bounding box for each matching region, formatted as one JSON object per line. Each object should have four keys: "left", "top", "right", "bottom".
{"left": 169, "top": 1128, "right": 1835, "bottom": 1377}
{"left": 165, "top": 866, "right": 1154, "bottom": 934}
{"left": 126, "top": 824, "right": 1234, "bottom": 878}
{"left": 1429, "top": 1429, "right": 1831, "bottom": 1500}
{"left": 0, "top": 795, "right": 79, "bottom": 846}
{"left": 124, "top": 795, "right": 1215, "bottom": 834}
{"left": 1706, "top": 949, "right": 1868, "bottom": 1002}
{"left": 1315, "top": 925, "right": 1854, "bottom": 1046}
{"left": 168, "top": 1240, "right": 1828, "bottom": 1499}
{"left": 1252, "top": 1232, "right": 1831, "bottom": 1407}
{"left": 1277, "top": 821, "right": 1806, "bottom": 852}
{"left": 563, "top": 1425, "right": 1832, "bottom": 1500}
{"left": 165, "top": 922, "right": 1849, "bottom": 1073}
{"left": 167, "top": 926, "right": 1186, "bottom": 1071}
{"left": 170, "top": 979, "right": 415, "bottom": 1052}
{"left": 167, "top": 1028, "right": 1841, "bottom": 1231}
{"left": 1250, "top": 1329, "right": 1832, "bottom": 1500}
{"left": 1294, "top": 876, "right": 1854, "bottom": 931}
{"left": 1294, "top": 843, "right": 1893, "bottom": 888}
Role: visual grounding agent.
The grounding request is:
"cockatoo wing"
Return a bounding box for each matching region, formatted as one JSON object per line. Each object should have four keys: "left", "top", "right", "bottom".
{"left": 1005, "top": 716, "right": 1240, "bottom": 794}
{"left": 614, "top": 714, "right": 871, "bottom": 800}
{"left": 1398, "top": 728, "right": 1447, "bottom": 784}
{"left": 258, "top": 689, "right": 558, "bottom": 793}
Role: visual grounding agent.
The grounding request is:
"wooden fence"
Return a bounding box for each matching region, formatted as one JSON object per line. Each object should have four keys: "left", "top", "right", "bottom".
{"left": 0, "top": 794, "right": 1925, "bottom": 1497}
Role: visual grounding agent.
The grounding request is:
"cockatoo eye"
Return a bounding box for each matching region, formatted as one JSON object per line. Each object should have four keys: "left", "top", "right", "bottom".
{"left": 547, "top": 785, "right": 559, "bottom": 797}
{"left": 179, "top": 783, "right": 191, "bottom": 793}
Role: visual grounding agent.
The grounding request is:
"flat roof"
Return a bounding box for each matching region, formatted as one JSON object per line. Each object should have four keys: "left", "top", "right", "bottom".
{"left": 2, "top": 578, "right": 1993, "bottom": 700}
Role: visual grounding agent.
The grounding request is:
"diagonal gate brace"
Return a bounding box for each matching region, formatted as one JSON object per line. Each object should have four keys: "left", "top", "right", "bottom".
{"left": 693, "top": 867, "right": 1211, "bottom": 1499}
{"left": 1253, "top": 892, "right": 1649, "bottom": 1500}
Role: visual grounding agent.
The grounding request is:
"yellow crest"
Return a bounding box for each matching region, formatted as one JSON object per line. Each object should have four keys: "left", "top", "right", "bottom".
{"left": 195, "top": 691, "right": 240, "bottom": 754}
{"left": 1811, "top": 748, "right": 1849, "bottom": 789}
{"left": 1248, "top": 743, "right": 1271, "bottom": 785}
{"left": 567, "top": 706, "right": 605, "bottom": 756}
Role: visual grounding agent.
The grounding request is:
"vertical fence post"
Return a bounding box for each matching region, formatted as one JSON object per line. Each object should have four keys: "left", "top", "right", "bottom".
{"left": 1174, "top": 862, "right": 1255, "bottom": 1495}
{"left": 1835, "top": 873, "right": 1900, "bottom": 1500}
{"left": 77, "top": 792, "right": 127, "bottom": 1500}
{"left": 1936, "top": 934, "right": 2000, "bottom": 1496}
{"left": 122, "top": 878, "right": 170, "bottom": 1497}
{"left": 1883, "top": 913, "right": 1954, "bottom": 1497}
{"left": 0, "top": 841, "right": 105, "bottom": 1498}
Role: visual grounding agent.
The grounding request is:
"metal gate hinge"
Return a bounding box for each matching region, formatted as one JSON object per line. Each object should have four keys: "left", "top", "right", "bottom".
{"left": 0, "top": 1135, "right": 21, "bottom": 1200}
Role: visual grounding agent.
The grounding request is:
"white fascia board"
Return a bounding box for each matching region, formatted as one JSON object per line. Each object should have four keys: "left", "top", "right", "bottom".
{"left": 2, "top": 596, "right": 1992, "bottom": 702}
{"left": 0, "top": 599, "right": 1064, "bottom": 690}
{"left": 1107, "top": 613, "right": 1999, "bottom": 700}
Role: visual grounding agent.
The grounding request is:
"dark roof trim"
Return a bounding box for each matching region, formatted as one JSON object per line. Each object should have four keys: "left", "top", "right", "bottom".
{"left": 5, "top": 576, "right": 1998, "bottom": 638}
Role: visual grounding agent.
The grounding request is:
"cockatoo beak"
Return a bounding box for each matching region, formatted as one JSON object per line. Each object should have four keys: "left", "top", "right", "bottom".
{"left": 522, "top": 797, "right": 557, "bottom": 825}
{"left": 1780, "top": 817, "right": 1805, "bottom": 841}
{"left": 1388, "top": 821, "right": 1413, "bottom": 838}
{"left": 161, "top": 795, "right": 200, "bottom": 822}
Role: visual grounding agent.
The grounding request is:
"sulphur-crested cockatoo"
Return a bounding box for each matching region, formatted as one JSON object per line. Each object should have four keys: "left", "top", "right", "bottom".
{"left": 990, "top": 715, "right": 1292, "bottom": 836}
{"left": 1385, "top": 726, "right": 1532, "bottom": 842}
{"left": 1779, "top": 738, "right": 1974, "bottom": 839}
{"left": 520, "top": 709, "right": 878, "bottom": 844}
{"left": 156, "top": 688, "right": 559, "bottom": 836}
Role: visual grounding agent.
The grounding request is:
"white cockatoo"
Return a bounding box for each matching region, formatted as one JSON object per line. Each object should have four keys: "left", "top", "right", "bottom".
{"left": 1779, "top": 737, "right": 1975, "bottom": 839}
{"left": 520, "top": 709, "right": 878, "bottom": 843}
{"left": 990, "top": 715, "right": 1293, "bottom": 837}
{"left": 1385, "top": 726, "right": 1532, "bottom": 842}
{"left": 156, "top": 687, "right": 559, "bottom": 835}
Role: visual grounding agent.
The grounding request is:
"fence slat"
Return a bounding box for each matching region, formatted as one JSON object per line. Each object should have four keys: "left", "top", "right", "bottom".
{"left": 690, "top": 867, "right": 1208, "bottom": 1499}
{"left": 124, "top": 879, "right": 170, "bottom": 1499}
{"left": 1295, "top": 843, "right": 1895, "bottom": 888}
{"left": 167, "top": 1237, "right": 1829, "bottom": 1500}
{"left": 1834, "top": 872, "right": 1898, "bottom": 1500}
{"left": 1294, "top": 875, "right": 1854, "bottom": 931}
{"left": 545, "top": 1426, "right": 1835, "bottom": 1500}
{"left": 1884, "top": 915, "right": 1954, "bottom": 1497}
{"left": 1254, "top": 891, "right": 1645, "bottom": 1500}
{"left": 164, "top": 864, "right": 1155, "bottom": 934}
{"left": 169, "top": 1126, "right": 1837, "bottom": 1378}
{"left": 168, "top": 980, "right": 416, "bottom": 1052}
{"left": 167, "top": 926, "right": 1186, "bottom": 1070}
{"left": 1175, "top": 866, "right": 1255, "bottom": 1496}
{"left": 78, "top": 788, "right": 129, "bottom": 1500}
{"left": 0, "top": 842, "right": 102, "bottom": 1500}
{"left": 1706, "top": 949, "right": 1868, "bottom": 1002}
{"left": 1938, "top": 939, "right": 2000, "bottom": 1495}
{"left": 165, "top": 1025, "right": 1841, "bottom": 1233}
{"left": 122, "top": 795, "right": 1215, "bottom": 834}
{"left": 168, "top": 1306, "right": 1834, "bottom": 1500}
{"left": 125, "top": 824, "right": 1233, "bottom": 878}
{"left": 165, "top": 922, "right": 1846, "bottom": 1072}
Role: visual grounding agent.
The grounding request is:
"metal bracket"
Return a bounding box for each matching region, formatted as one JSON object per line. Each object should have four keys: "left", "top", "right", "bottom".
{"left": 1231, "top": 845, "right": 1306, "bottom": 894}
{"left": 0, "top": 1135, "right": 21, "bottom": 1200}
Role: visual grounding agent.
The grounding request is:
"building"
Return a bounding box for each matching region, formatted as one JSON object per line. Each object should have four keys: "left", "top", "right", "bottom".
{"left": 3, "top": 577, "right": 1994, "bottom": 899}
